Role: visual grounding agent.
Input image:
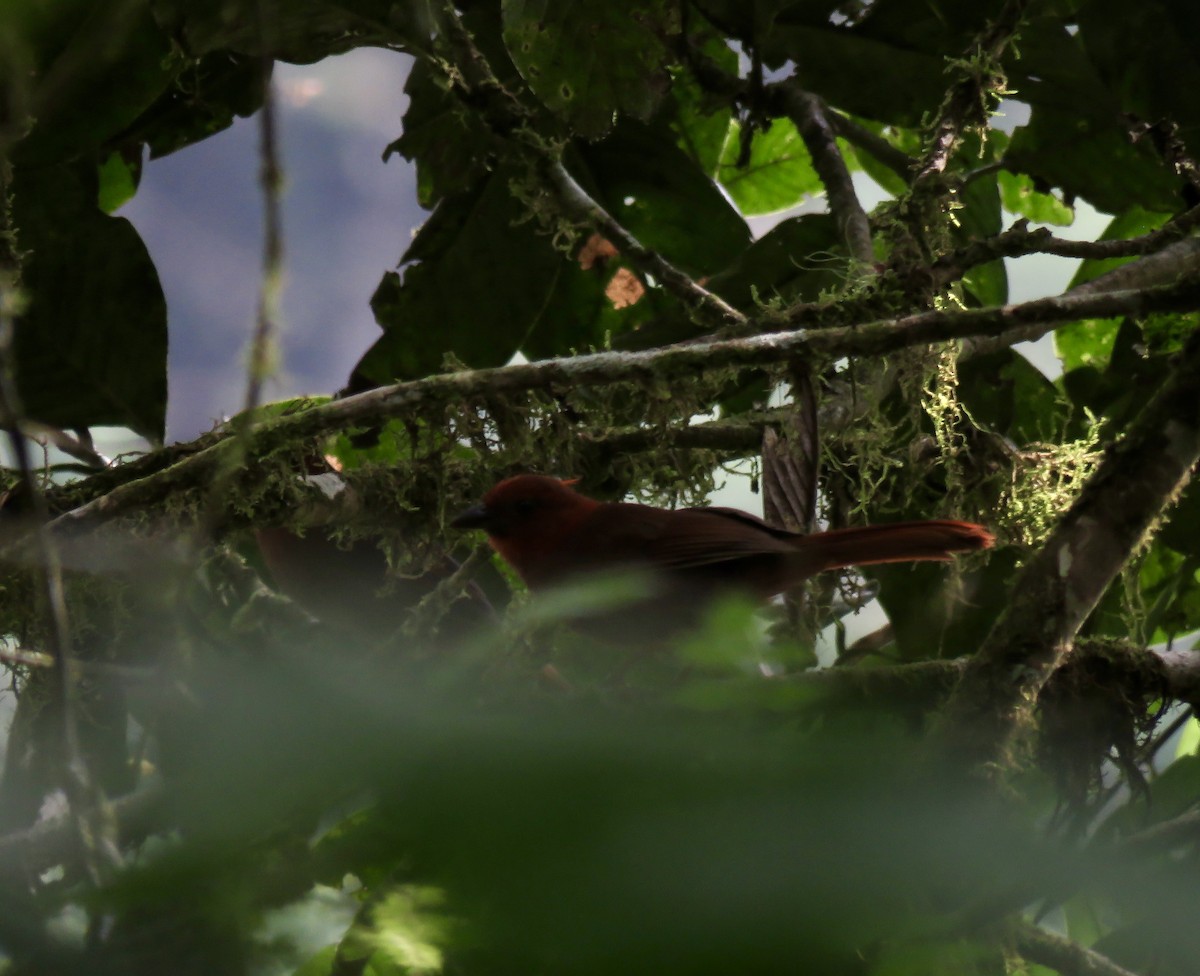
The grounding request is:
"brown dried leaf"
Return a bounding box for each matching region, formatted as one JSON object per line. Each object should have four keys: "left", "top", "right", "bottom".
{"left": 605, "top": 267, "right": 646, "bottom": 309}
{"left": 578, "top": 232, "right": 619, "bottom": 270}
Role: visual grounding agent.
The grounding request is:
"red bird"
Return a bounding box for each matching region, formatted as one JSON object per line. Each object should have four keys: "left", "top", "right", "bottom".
{"left": 453, "top": 475, "right": 994, "bottom": 616}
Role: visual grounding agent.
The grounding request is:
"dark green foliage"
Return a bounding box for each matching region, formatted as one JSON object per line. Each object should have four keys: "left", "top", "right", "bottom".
{"left": 4, "top": 0, "right": 1200, "bottom": 974}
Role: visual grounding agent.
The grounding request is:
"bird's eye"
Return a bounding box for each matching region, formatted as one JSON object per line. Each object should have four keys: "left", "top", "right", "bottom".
{"left": 514, "top": 498, "right": 538, "bottom": 516}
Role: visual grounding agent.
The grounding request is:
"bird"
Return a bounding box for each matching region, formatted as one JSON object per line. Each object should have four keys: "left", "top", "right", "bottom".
{"left": 452, "top": 475, "right": 994, "bottom": 627}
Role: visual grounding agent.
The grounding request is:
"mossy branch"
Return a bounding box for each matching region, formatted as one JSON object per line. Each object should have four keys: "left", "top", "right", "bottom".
{"left": 936, "top": 325, "right": 1200, "bottom": 773}
{"left": 913, "top": 0, "right": 1031, "bottom": 185}
{"left": 934, "top": 207, "right": 1200, "bottom": 286}
{"left": 38, "top": 273, "right": 1200, "bottom": 535}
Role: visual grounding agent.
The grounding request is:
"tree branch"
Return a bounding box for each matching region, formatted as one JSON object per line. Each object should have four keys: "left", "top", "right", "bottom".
{"left": 769, "top": 83, "right": 874, "bottom": 265}
{"left": 934, "top": 207, "right": 1200, "bottom": 287}
{"left": 38, "top": 274, "right": 1200, "bottom": 534}
{"left": 914, "top": 0, "right": 1032, "bottom": 184}
{"left": 1118, "top": 808, "right": 1200, "bottom": 851}
{"left": 937, "top": 326, "right": 1200, "bottom": 772}
{"left": 433, "top": 3, "right": 746, "bottom": 333}
{"left": 1013, "top": 920, "right": 1146, "bottom": 976}
{"left": 825, "top": 110, "right": 916, "bottom": 180}
{"left": 0, "top": 783, "right": 164, "bottom": 877}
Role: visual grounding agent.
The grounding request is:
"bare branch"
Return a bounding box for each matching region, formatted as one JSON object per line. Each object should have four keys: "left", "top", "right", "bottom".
{"left": 825, "top": 110, "right": 916, "bottom": 180}
{"left": 770, "top": 84, "right": 874, "bottom": 265}
{"left": 0, "top": 784, "right": 164, "bottom": 876}
{"left": 1118, "top": 808, "right": 1200, "bottom": 851}
{"left": 935, "top": 206, "right": 1200, "bottom": 287}
{"left": 1013, "top": 920, "right": 1147, "bottom": 976}
{"left": 937, "top": 326, "right": 1200, "bottom": 772}
{"left": 963, "top": 237, "right": 1200, "bottom": 357}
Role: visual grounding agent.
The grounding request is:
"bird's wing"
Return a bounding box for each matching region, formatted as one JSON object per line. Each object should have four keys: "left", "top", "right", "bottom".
{"left": 582, "top": 504, "right": 797, "bottom": 571}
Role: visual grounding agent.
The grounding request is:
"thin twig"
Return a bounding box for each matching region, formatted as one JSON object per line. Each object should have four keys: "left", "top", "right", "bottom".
{"left": 824, "top": 110, "right": 916, "bottom": 180}
{"left": 935, "top": 206, "right": 1200, "bottom": 285}
{"left": 0, "top": 279, "right": 121, "bottom": 884}
{"left": 1118, "top": 807, "right": 1200, "bottom": 851}
{"left": 243, "top": 8, "right": 284, "bottom": 418}
{"left": 19, "top": 422, "right": 107, "bottom": 469}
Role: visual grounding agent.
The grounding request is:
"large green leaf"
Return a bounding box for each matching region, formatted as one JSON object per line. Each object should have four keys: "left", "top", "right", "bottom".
{"left": 717, "top": 119, "right": 822, "bottom": 216}
{"left": 693, "top": 0, "right": 842, "bottom": 42}
{"left": 351, "top": 168, "right": 566, "bottom": 386}
{"left": 763, "top": 25, "right": 951, "bottom": 126}
{"left": 120, "top": 51, "right": 265, "bottom": 160}
{"left": 10, "top": 163, "right": 167, "bottom": 440}
{"left": 386, "top": 4, "right": 522, "bottom": 208}
{"left": 998, "top": 171, "right": 1075, "bottom": 226}
{"left": 958, "top": 348, "right": 1068, "bottom": 445}
{"left": 665, "top": 23, "right": 737, "bottom": 178}
{"left": 954, "top": 164, "right": 1007, "bottom": 307}
{"left": 573, "top": 121, "right": 750, "bottom": 274}
{"left": 1007, "top": 19, "right": 1185, "bottom": 214}
{"left": 709, "top": 213, "right": 841, "bottom": 307}
{"left": 1077, "top": 0, "right": 1200, "bottom": 146}
{"left": 1007, "top": 107, "right": 1183, "bottom": 215}
{"left": 501, "top": 0, "right": 678, "bottom": 138}
{"left": 9, "top": 3, "right": 178, "bottom": 166}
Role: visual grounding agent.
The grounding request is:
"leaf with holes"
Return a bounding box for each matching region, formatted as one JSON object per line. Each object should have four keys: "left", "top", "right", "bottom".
{"left": 501, "top": 0, "right": 678, "bottom": 138}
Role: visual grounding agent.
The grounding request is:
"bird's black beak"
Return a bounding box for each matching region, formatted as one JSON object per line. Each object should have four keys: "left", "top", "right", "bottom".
{"left": 451, "top": 504, "right": 492, "bottom": 530}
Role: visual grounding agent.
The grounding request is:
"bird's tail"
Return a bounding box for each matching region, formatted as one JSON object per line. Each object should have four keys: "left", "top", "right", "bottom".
{"left": 790, "top": 520, "right": 995, "bottom": 575}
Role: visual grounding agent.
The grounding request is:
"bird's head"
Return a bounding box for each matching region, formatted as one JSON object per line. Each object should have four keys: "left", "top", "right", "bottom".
{"left": 451, "top": 474, "right": 595, "bottom": 539}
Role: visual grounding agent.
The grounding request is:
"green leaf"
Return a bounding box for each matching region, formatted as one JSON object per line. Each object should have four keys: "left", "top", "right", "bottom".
{"left": 387, "top": 4, "right": 519, "bottom": 207}
{"left": 763, "top": 24, "right": 950, "bottom": 126}
{"left": 718, "top": 119, "right": 822, "bottom": 215}
{"left": 958, "top": 348, "right": 1068, "bottom": 444}
{"left": 998, "top": 170, "right": 1075, "bottom": 226}
{"left": 708, "top": 213, "right": 842, "bottom": 308}
{"left": 1006, "top": 107, "right": 1182, "bottom": 215}
{"left": 10, "top": 162, "right": 167, "bottom": 440}
{"left": 126, "top": 51, "right": 265, "bottom": 161}
{"left": 1175, "top": 716, "right": 1200, "bottom": 759}
{"left": 693, "top": 0, "right": 841, "bottom": 42}
{"left": 97, "top": 149, "right": 139, "bottom": 213}
{"left": 501, "top": 0, "right": 678, "bottom": 138}
{"left": 666, "top": 24, "right": 737, "bottom": 177}
{"left": 1055, "top": 318, "right": 1121, "bottom": 373}
{"left": 960, "top": 260, "right": 1007, "bottom": 307}
{"left": 292, "top": 945, "right": 337, "bottom": 976}
{"left": 845, "top": 118, "right": 920, "bottom": 197}
{"left": 10, "top": 4, "right": 177, "bottom": 166}
{"left": 573, "top": 121, "right": 750, "bottom": 274}
{"left": 1077, "top": 0, "right": 1200, "bottom": 146}
{"left": 351, "top": 167, "right": 566, "bottom": 386}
